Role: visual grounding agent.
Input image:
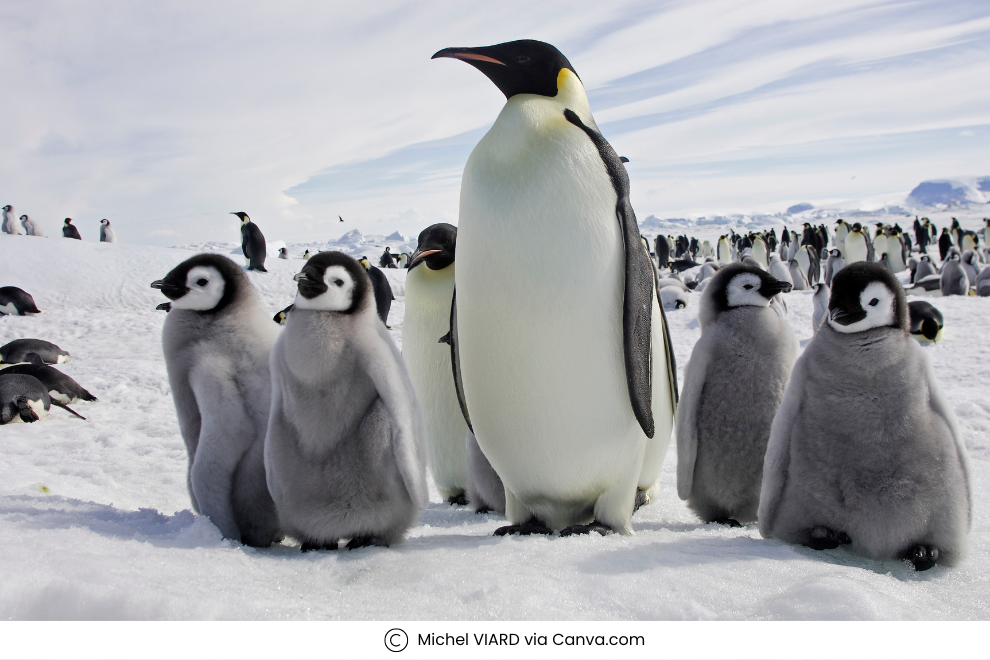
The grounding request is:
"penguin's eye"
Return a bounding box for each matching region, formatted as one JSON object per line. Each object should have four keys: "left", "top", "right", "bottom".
{"left": 743, "top": 284, "right": 753, "bottom": 290}
{"left": 868, "top": 298, "right": 879, "bottom": 307}
{"left": 196, "top": 278, "right": 208, "bottom": 287}
{"left": 333, "top": 279, "right": 344, "bottom": 287}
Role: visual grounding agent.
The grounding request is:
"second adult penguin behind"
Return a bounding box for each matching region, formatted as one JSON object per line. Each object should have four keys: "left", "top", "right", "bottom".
{"left": 402, "top": 223, "right": 469, "bottom": 505}
{"left": 675, "top": 264, "right": 796, "bottom": 526}
{"left": 434, "top": 40, "right": 677, "bottom": 536}
{"left": 231, "top": 212, "right": 267, "bottom": 272}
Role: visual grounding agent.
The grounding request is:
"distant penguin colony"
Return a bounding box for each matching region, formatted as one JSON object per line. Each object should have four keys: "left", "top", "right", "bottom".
{"left": 153, "top": 253, "right": 282, "bottom": 547}
{"left": 2, "top": 38, "right": 983, "bottom": 575}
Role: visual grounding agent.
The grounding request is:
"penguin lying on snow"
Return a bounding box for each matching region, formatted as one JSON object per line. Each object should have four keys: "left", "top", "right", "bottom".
{"left": 265, "top": 252, "right": 427, "bottom": 550}
{"left": 676, "top": 264, "right": 795, "bottom": 525}
{"left": 0, "top": 353, "right": 97, "bottom": 403}
{"left": 759, "top": 263, "right": 971, "bottom": 570}
{"left": 231, "top": 212, "right": 267, "bottom": 272}
{"left": 0, "top": 287, "right": 41, "bottom": 316}
{"left": 908, "top": 301, "right": 943, "bottom": 343}
{"left": 152, "top": 253, "right": 281, "bottom": 547}
{"left": 0, "top": 374, "right": 85, "bottom": 423}
{"left": 434, "top": 39, "right": 677, "bottom": 536}
{"left": 0, "top": 339, "right": 69, "bottom": 365}
{"left": 403, "top": 223, "right": 470, "bottom": 505}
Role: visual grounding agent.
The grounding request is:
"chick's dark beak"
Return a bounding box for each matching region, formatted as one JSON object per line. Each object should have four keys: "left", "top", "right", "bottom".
{"left": 150, "top": 279, "right": 188, "bottom": 301}
{"left": 759, "top": 280, "right": 792, "bottom": 298}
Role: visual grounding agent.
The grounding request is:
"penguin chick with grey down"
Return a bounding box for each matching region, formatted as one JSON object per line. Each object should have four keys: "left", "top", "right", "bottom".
{"left": 676, "top": 263, "right": 796, "bottom": 526}
{"left": 759, "top": 262, "right": 971, "bottom": 570}
{"left": 264, "top": 252, "right": 428, "bottom": 551}
{"left": 152, "top": 253, "right": 282, "bottom": 547}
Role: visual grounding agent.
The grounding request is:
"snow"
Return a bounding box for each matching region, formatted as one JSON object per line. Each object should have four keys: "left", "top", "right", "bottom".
{"left": 1, "top": 214, "right": 989, "bottom": 622}
{"left": 906, "top": 179, "right": 989, "bottom": 207}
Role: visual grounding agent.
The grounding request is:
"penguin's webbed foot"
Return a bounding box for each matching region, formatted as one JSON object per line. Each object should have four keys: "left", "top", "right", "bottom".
{"left": 474, "top": 506, "right": 492, "bottom": 514}
{"left": 710, "top": 517, "right": 742, "bottom": 528}
{"left": 346, "top": 536, "right": 389, "bottom": 550}
{"left": 559, "top": 521, "right": 614, "bottom": 537}
{"left": 446, "top": 492, "right": 468, "bottom": 506}
{"left": 806, "top": 526, "right": 851, "bottom": 550}
{"left": 493, "top": 517, "right": 553, "bottom": 537}
{"left": 301, "top": 539, "right": 338, "bottom": 552}
{"left": 906, "top": 545, "right": 939, "bottom": 571}
{"left": 633, "top": 489, "right": 649, "bottom": 513}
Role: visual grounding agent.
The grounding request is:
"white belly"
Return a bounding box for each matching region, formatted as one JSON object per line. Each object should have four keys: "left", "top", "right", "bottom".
{"left": 455, "top": 96, "right": 652, "bottom": 517}
{"left": 403, "top": 263, "right": 467, "bottom": 497}
{"left": 845, "top": 234, "right": 868, "bottom": 264}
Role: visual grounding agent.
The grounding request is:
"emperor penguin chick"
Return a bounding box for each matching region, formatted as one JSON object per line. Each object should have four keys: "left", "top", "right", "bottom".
{"left": 264, "top": 252, "right": 428, "bottom": 550}
{"left": 152, "top": 253, "right": 281, "bottom": 547}
{"left": 403, "top": 223, "right": 469, "bottom": 505}
{"left": 759, "top": 262, "right": 972, "bottom": 570}
{"left": 675, "top": 264, "right": 796, "bottom": 525}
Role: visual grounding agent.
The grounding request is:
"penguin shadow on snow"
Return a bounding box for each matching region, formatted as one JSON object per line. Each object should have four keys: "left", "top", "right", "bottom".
{"left": 0, "top": 494, "right": 225, "bottom": 550}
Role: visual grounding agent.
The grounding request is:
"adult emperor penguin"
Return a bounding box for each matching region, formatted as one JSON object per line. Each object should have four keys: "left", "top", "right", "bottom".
{"left": 20, "top": 215, "right": 45, "bottom": 237}
{"left": 767, "top": 253, "right": 792, "bottom": 286}
{"left": 655, "top": 235, "right": 671, "bottom": 268}
{"left": 264, "top": 252, "right": 427, "bottom": 550}
{"left": 99, "top": 219, "right": 117, "bottom": 243}
{"left": 152, "top": 253, "right": 281, "bottom": 547}
{"left": 0, "top": 339, "right": 69, "bottom": 364}
{"left": 675, "top": 264, "right": 795, "bottom": 525}
{"left": 402, "top": 223, "right": 469, "bottom": 504}
{"left": 231, "top": 212, "right": 267, "bottom": 272}
{"left": 717, "top": 235, "right": 731, "bottom": 264}
{"left": 62, "top": 218, "right": 81, "bottom": 240}
{"left": 0, "top": 287, "right": 42, "bottom": 316}
{"left": 751, "top": 235, "right": 769, "bottom": 269}
{"left": 2, "top": 205, "right": 21, "bottom": 235}
{"left": 434, "top": 39, "right": 677, "bottom": 536}
{"left": 843, "top": 223, "right": 868, "bottom": 264}
{"left": 938, "top": 228, "right": 953, "bottom": 262}
{"left": 759, "top": 263, "right": 971, "bottom": 570}
{"left": 908, "top": 301, "right": 944, "bottom": 343}
{"left": 833, "top": 219, "right": 848, "bottom": 249}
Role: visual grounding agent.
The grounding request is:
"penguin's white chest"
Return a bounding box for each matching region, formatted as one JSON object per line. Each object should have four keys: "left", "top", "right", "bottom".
{"left": 455, "top": 95, "right": 643, "bottom": 500}
{"left": 845, "top": 233, "right": 868, "bottom": 264}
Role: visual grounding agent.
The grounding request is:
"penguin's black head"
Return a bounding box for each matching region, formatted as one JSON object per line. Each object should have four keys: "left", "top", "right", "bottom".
{"left": 292, "top": 251, "right": 370, "bottom": 314}
{"left": 432, "top": 39, "right": 577, "bottom": 99}
{"left": 19, "top": 215, "right": 27, "bottom": 221}
{"left": 64, "top": 218, "right": 72, "bottom": 225}
{"left": 830, "top": 248, "right": 842, "bottom": 258}
{"left": 230, "top": 211, "right": 250, "bottom": 224}
{"left": 2, "top": 205, "right": 10, "bottom": 212}
{"left": 850, "top": 222, "right": 862, "bottom": 232}
{"left": 150, "top": 253, "right": 244, "bottom": 314}
{"left": 827, "top": 262, "right": 907, "bottom": 334}
{"left": 708, "top": 263, "right": 792, "bottom": 312}
{"left": 409, "top": 223, "right": 456, "bottom": 271}
{"left": 101, "top": 219, "right": 109, "bottom": 226}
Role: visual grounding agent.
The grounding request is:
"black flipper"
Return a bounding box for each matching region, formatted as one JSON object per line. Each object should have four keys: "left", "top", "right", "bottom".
{"left": 564, "top": 109, "right": 678, "bottom": 436}
{"left": 52, "top": 401, "right": 86, "bottom": 420}
{"left": 441, "top": 289, "right": 473, "bottom": 433}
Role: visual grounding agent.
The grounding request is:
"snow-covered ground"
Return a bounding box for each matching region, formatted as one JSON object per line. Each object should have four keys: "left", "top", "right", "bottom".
{"left": 0, "top": 212, "right": 988, "bottom": 621}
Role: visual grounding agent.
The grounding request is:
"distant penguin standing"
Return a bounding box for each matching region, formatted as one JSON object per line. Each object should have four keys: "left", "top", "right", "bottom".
{"left": 913, "top": 255, "right": 936, "bottom": 283}
{"left": 938, "top": 228, "right": 952, "bottom": 262}
{"left": 975, "top": 266, "right": 990, "bottom": 297}
{"left": 357, "top": 257, "right": 395, "bottom": 326}
{"left": 908, "top": 301, "right": 944, "bottom": 343}
{"left": 717, "top": 235, "right": 731, "bottom": 264}
{"left": 759, "top": 263, "right": 971, "bottom": 570}
{"left": 152, "top": 253, "right": 281, "bottom": 547}
{"left": 811, "top": 283, "right": 829, "bottom": 334}
{"left": 961, "top": 250, "right": 981, "bottom": 285}
{"left": 20, "top": 215, "right": 45, "bottom": 237}
{"left": 824, "top": 249, "right": 844, "bottom": 286}
{"left": 844, "top": 223, "right": 868, "bottom": 264}
{"left": 675, "top": 264, "right": 795, "bottom": 525}
{"left": 99, "top": 219, "right": 117, "bottom": 243}
{"left": 940, "top": 254, "right": 969, "bottom": 296}
{"left": 751, "top": 235, "right": 769, "bottom": 269}
{"left": 655, "top": 235, "right": 671, "bottom": 268}
{"left": 403, "top": 223, "right": 470, "bottom": 505}
{"left": 380, "top": 246, "right": 396, "bottom": 269}
{"left": 2, "top": 205, "right": 21, "bottom": 235}
{"left": 795, "top": 244, "right": 820, "bottom": 286}
{"left": 397, "top": 253, "right": 410, "bottom": 268}
{"left": 303, "top": 250, "right": 311, "bottom": 260}
{"left": 873, "top": 227, "right": 889, "bottom": 264}
{"left": 0, "top": 287, "right": 42, "bottom": 316}
{"left": 768, "top": 253, "right": 792, "bottom": 286}
{"left": 0, "top": 374, "right": 85, "bottom": 424}
{"left": 434, "top": 39, "right": 677, "bottom": 536}
{"left": 231, "top": 212, "right": 267, "bottom": 272}
{"left": 278, "top": 247, "right": 289, "bottom": 260}
{"left": 834, "top": 220, "right": 848, "bottom": 249}
{"left": 264, "top": 252, "right": 428, "bottom": 550}
{"left": 62, "top": 218, "right": 81, "bottom": 240}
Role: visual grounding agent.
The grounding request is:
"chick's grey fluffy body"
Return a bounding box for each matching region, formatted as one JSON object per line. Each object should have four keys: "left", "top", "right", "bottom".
{"left": 759, "top": 323, "right": 971, "bottom": 565}
{"left": 264, "top": 289, "right": 427, "bottom": 548}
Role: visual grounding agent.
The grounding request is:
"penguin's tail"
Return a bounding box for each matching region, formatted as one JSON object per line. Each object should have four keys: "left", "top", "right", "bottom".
{"left": 52, "top": 401, "right": 86, "bottom": 420}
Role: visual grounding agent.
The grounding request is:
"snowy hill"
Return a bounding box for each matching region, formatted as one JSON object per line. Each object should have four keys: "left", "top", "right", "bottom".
{"left": 0, "top": 229, "right": 989, "bottom": 620}
{"left": 906, "top": 177, "right": 990, "bottom": 207}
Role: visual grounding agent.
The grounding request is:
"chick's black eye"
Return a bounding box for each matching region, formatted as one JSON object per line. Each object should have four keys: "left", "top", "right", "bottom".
{"left": 197, "top": 279, "right": 208, "bottom": 287}
{"left": 743, "top": 284, "right": 753, "bottom": 290}
{"left": 334, "top": 279, "right": 344, "bottom": 287}
{"left": 869, "top": 298, "right": 879, "bottom": 307}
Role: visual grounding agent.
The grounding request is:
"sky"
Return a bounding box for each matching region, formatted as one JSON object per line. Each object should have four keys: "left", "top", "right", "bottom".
{"left": 1, "top": 0, "right": 988, "bottom": 246}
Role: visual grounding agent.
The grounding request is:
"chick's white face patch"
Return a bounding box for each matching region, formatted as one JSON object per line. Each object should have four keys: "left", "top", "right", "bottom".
{"left": 294, "top": 266, "right": 356, "bottom": 312}
{"left": 172, "top": 266, "right": 226, "bottom": 311}
{"left": 829, "top": 281, "right": 896, "bottom": 333}
{"left": 726, "top": 273, "right": 770, "bottom": 308}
